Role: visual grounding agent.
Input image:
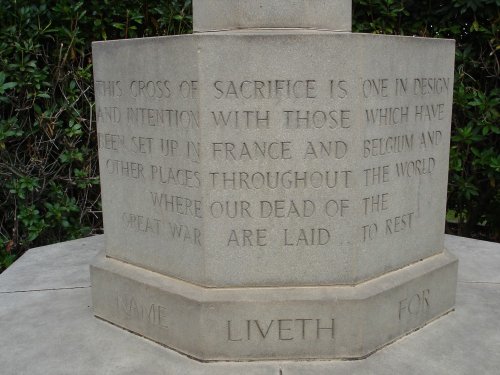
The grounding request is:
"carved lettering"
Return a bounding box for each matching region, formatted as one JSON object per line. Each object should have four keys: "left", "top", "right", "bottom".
{"left": 168, "top": 223, "right": 202, "bottom": 246}
{"left": 363, "top": 193, "right": 389, "bottom": 215}
{"left": 127, "top": 108, "right": 199, "bottom": 128}
{"left": 394, "top": 158, "right": 436, "bottom": 178}
{"left": 226, "top": 318, "right": 335, "bottom": 342}
{"left": 363, "top": 134, "right": 414, "bottom": 158}
{"left": 209, "top": 170, "right": 352, "bottom": 190}
{"left": 260, "top": 200, "right": 315, "bottom": 218}
{"left": 385, "top": 212, "right": 415, "bottom": 236}
{"left": 96, "top": 75, "right": 450, "bottom": 255}
{"left": 212, "top": 141, "right": 291, "bottom": 160}
{"left": 96, "top": 106, "right": 121, "bottom": 124}
{"left": 303, "top": 141, "right": 347, "bottom": 159}
{"left": 284, "top": 110, "right": 351, "bottom": 129}
{"left": 213, "top": 80, "right": 317, "bottom": 100}
{"left": 150, "top": 192, "right": 202, "bottom": 218}
{"left": 106, "top": 159, "right": 145, "bottom": 180}
{"left": 413, "top": 78, "right": 450, "bottom": 96}
{"left": 365, "top": 106, "right": 409, "bottom": 126}
{"left": 415, "top": 104, "right": 445, "bottom": 122}
{"left": 227, "top": 229, "right": 268, "bottom": 247}
{"left": 399, "top": 289, "right": 431, "bottom": 319}
{"left": 363, "top": 165, "right": 390, "bottom": 186}
{"left": 159, "top": 139, "right": 178, "bottom": 157}
{"left": 419, "top": 131, "right": 443, "bottom": 149}
{"left": 179, "top": 80, "right": 198, "bottom": 99}
{"left": 362, "top": 223, "right": 378, "bottom": 241}
{"left": 116, "top": 295, "right": 168, "bottom": 329}
{"left": 329, "top": 79, "right": 348, "bottom": 99}
{"left": 395, "top": 78, "right": 408, "bottom": 96}
{"left": 324, "top": 199, "right": 350, "bottom": 218}
{"left": 210, "top": 201, "right": 252, "bottom": 218}
{"left": 362, "top": 78, "right": 389, "bottom": 98}
{"left": 129, "top": 80, "right": 171, "bottom": 98}
{"left": 211, "top": 111, "right": 270, "bottom": 129}
{"left": 150, "top": 165, "right": 201, "bottom": 188}
{"left": 283, "top": 228, "right": 331, "bottom": 246}
{"left": 95, "top": 80, "right": 122, "bottom": 97}
{"left": 121, "top": 212, "right": 161, "bottom": 235}
{"left": 98, "top": 133, "right": 124, "bottom": 151}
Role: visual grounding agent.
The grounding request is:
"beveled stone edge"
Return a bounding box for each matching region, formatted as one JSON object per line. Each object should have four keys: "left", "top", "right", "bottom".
{"left": 90, "top": 31, "right": 456, "bottom": 47}
{"left": 193, "top": 27, "right": 352, "bottom": 33}
{"left": 91, "top": 249, "right": 457, "bottom": 303}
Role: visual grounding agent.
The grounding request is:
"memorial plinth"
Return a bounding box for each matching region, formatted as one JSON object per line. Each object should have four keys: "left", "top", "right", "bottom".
{"left": 91, "top": 0, "right": 458, "bottom": 361}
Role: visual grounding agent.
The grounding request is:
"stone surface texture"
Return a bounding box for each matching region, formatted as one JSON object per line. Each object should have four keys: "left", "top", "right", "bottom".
{"left": 91, "top": 249, "right": 457, "bottom": 360}
{"left": 0, "top": 235, "right": 498, "bottom": 373}
{"left": 193, "top": 0, "right": 352, "bottom": 32}
{"left": 93, "top": 32, "right": 455, "bottom": 288}
{"left": 90, "top": 0, "right": 458, "bottom": 361}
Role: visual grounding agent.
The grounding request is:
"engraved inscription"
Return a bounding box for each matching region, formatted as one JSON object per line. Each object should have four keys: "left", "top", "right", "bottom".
{"left": 95, "top": 80, "right": 122, "bottom": 97}
{"left": 95, "top": 77, "right": 203, "bottom": 255}
{"left": 283, "top": 110, "right": 351, "bottom": 129}
{"left": 213, "top": 80, "right": 318, "bottom": 100}
{"left": 150, "top": 191, "right": 202, "bottom": 218}
{"left": 116, "top": 294, "right": 168, "bottom": 329}
{"left": 212, "top": 141, "right": 292, "bottom": 160}
{"left": 212, "top": 110, "right": 270, "bottom": 129}
{"left": 204, "top": 76, "right": 450, "bottom": 252}
{"left": 283, "top": 228, "right": 331, "bottom": 246}
{"left": 95, "top": 72, "right": 452, "bottom": 268}
{"left": 399, "top": 290, "right": 431, "bottom": 320}
{"left": 363, "top": 134, "right": 413, "bottom": 158}
{"left": 129, "top": 80, "right": 171, "bottom": 98}
{"left": 127, "top": 108, "right": 199, "bottom": 128}
{"left": 209, "top": 170, "right": 352, "bottom": 190}
{"left": 365, "top": 106, "right": 409, "bottom": 126}
{"left": 227, "top": 318, "right": 335, "bottom": 342}
{"left": 121, "top": 212, "right": 161, "bottom": 236}
{"left": 168, "top": 222, "right": 202, "bottom": 246}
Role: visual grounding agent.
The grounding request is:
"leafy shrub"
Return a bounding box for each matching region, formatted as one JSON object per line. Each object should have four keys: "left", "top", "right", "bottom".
{"left": 0, "top": 0, "right": 497, "bottom": 272}
{"left": 0, "top": 0, "right": 192, "bottom": 272}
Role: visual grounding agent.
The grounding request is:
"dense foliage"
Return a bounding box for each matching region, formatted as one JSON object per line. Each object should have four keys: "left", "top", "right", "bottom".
{"left": 0, "top": 0, "right": 193, "bottom": 271}
{"left": 0, "top": 0, "right": 498, "bottom": 272}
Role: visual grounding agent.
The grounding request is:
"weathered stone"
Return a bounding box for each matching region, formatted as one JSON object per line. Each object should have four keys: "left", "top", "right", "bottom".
{"left": 91, "top": 249, "right": 458, "bottom": 360}
{"left": 93, "top": 33, "right": 455, "bottom": 288}
{"left": 91, "top": 0, "right": 458, "bottom": 360}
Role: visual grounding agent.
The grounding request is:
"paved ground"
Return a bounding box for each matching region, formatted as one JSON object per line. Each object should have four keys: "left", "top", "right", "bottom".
{"left": 1, "top": 235, "right": 499, "bottom": 374}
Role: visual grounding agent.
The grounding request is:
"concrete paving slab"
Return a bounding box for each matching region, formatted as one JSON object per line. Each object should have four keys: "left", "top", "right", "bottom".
{"left": 0, "top": 235, "right": 499, "bottom": 374}
{"left": 0, "top": 289, "right": 279, "bottom": 375}
{"left": 0, "top": 235, "right": 103, "bottom": 293}
{"left": 445, "top": 235, "right": 500, "bottom": 283}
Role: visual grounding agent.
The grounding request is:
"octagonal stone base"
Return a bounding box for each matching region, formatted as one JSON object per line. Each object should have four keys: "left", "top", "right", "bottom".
{"left": 90, "top": 250, "right": 457, "bottom": 361}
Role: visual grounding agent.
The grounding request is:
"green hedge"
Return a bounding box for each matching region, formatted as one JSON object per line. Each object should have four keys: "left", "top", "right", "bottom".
{"left": 0, "top": 0, "right": 193, "bottom": 271}
{"left": 353, "top": 0, "right": 499, "bottom": 241}
{"left": 0, "top": 0, "right": 498, "bottom": 272}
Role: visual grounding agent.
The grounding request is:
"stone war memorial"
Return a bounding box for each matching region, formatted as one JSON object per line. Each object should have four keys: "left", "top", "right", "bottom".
{"left": 91, "top": 0, "right": 458, "bottom": 361}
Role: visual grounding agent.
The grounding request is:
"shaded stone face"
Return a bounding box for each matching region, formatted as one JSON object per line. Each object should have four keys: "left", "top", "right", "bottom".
{"left": 93, "top": 32, "right": 454, "bottom": 288}
{"left": 193, "top": 0, "right": 352, "bottom": 32}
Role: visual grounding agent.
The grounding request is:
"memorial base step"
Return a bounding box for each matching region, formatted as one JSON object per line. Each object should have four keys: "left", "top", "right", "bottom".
{"left": 91, "top": 250, "right": 457, "bottom": 361}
